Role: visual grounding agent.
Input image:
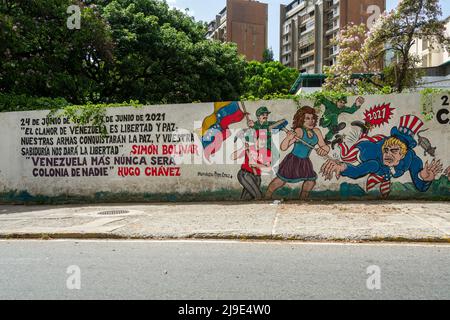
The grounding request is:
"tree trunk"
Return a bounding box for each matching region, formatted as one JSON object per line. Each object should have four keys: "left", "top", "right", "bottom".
{"left": 395, "top": 0, "right": 424, "bottom": 93}
{"left": 396, "top": 51, "right": 410, "bottom": 93}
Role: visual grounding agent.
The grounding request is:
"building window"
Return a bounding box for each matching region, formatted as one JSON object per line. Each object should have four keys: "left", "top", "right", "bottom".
{"left": 285, "top": 24, "right": 290, "bottom": 33}
{"left": 299, "top": 44, "right": 314, "bottom": 55}
{"left": 300, "top": 55, "right": 314, "bottom": 65}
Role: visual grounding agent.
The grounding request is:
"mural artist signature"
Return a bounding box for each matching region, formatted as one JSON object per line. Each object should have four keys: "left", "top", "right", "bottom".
{"left": 197, "top": 171, "right": 233, "bottom": 179}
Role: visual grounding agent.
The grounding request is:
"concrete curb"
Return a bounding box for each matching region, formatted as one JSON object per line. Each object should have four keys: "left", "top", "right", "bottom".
{"left": 1, "top": 232, "right": 449, "bottom": 243}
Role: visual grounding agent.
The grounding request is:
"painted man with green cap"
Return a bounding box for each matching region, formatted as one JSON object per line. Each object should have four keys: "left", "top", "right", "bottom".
{"left": 247, "top": 106, "right": 274, "bottom": 147}
{"left": 318, "top": 95, "right": 365, "bottom": 146}
{"left": 231, "top": 106, "right": 282, "bottom": 201}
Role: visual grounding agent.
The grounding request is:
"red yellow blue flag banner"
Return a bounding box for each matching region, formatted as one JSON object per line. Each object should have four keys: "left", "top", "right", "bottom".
{"left": 201, "top": 101, "right": 245, "bottom": 159}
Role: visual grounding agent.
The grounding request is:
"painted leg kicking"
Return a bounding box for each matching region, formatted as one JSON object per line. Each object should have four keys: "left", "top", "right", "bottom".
{"left": 333, "top": 134, "right": 391, "bottom": 197}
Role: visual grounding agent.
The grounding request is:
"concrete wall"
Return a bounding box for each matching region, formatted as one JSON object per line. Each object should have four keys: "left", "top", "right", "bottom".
{"left": 0, "top": 93, "right": 449, "bottom": 203}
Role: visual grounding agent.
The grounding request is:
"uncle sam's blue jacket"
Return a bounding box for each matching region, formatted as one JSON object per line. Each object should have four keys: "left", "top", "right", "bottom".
{"left": 341, "top": 139, "right": 432, "bottom": 192}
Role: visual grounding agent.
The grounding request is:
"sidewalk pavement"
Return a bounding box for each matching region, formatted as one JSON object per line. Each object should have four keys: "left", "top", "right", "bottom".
{"left": 0, "top": 202, "right": 449, "bottom": 242}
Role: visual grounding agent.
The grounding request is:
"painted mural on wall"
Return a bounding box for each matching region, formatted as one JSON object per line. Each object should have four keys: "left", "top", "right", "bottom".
{"left": 321, "top": 114, "right": 443, "bottom": 198}
{"left": 0, "top": 93, "right": 449, "bottom": 203}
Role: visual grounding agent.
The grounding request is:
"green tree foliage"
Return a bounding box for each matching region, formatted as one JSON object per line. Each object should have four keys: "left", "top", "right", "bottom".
{"left": 0, "top": 0, "right": 113, "bottom": 104}
{"left": 0, "top": 0, "right": 246, "bottom": 106}
{"left": 262, "top": 48, "right": 274, "bottom": 63}
{"left": 241, "top": 61, "right": 299, "bottom": 100}
{"left": 0, "top": 93, "right": 69, "bottom": 112}
{"left": 100, "top": 0, "right": 245, "bottom": 104}
{"left": 367, "top": 0, "right": 450, "bottom": 92}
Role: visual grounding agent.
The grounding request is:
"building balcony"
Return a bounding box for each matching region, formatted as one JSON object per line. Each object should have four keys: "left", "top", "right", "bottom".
{"left": 305, "top": 20, "right": 315, "bottom": 29}
{"left": 325, "top": 0, "right": 339, "bottom": 10}
{"left": 286, "top": 0, "right": 306, "bottom": 18}
{"left": 218, "top": 7, "right": 227, "bottom": 21}
{"left": 219, "top": 12, "right": 227, "bottom": 25}
{"left": 300, "top": 60, "right": 315, "bottom": 68}
{"left": 207, "top": 22, "right": 216, "bottom": 32}
{"left": 329, "top": 48, "right": 339, "bottom": 56}
{"left": 325, "top": 24, "right": 339, "bottom": 35}
{"left": 218, "top": 20, "right": 227, "bottom": 30}
{"left": 298, "top": 39, "right": 314, "bottom": 48}
{"left": 300, "top": 26, "right": 314, "bottom": 36}
{"left": 299, "top": 14, "right": 314, "bottom": 26}
{"left": 323, "top": 52, "right": 338, "bottom": 61}
{"left": 300, "top": 49, "right": 315, "bottom": 59}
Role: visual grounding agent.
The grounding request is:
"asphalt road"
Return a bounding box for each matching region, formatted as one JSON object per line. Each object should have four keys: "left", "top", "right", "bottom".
{"left": 0, "top": 240, "right": 449, "bottom": 300}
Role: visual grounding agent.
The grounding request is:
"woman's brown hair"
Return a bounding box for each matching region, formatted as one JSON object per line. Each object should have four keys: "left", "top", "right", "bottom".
{"left": 292, "top": 106, "right": 318, "bottom": 129}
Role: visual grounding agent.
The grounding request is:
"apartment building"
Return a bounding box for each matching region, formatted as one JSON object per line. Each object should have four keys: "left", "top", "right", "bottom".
{"left": 410, "top": 16, "right": 450, "bottom": 68}
{"left": 280, "top": 0, "right": 385, "bottom": 73}
{"left": 206, "top": 0, "right": 268, "bottom": 61}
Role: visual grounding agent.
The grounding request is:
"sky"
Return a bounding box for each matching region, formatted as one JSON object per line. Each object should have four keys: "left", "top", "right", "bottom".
{"left": 165, "top": 0, "right": 450, "bottom": 61}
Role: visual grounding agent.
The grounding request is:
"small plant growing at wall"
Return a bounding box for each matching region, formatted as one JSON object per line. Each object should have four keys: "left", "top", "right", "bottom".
{"left": 420, "top": 89, "right": 450, "bottom": 121}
